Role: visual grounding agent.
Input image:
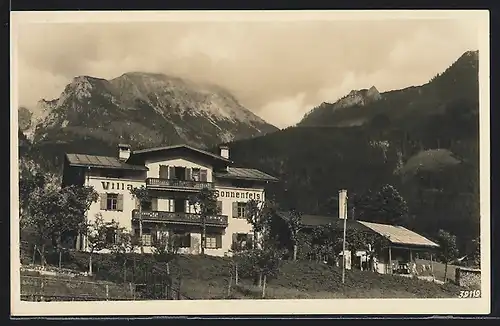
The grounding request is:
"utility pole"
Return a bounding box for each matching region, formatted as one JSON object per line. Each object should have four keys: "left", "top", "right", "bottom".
{"left": 340, "top": 189, "right": 348, "bottom": 284}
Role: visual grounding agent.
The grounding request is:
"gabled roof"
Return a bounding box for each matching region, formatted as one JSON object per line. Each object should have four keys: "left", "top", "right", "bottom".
{"left": 65, "top": 153, "right": 148, "bottom": 171}
{"left": 358, "top": 221, "right": 440, "bottom": 248}
{"left": 130, "top": 144, "right": 232, "bottom": 164}
{"left": 214, "top": 167, "right": 279, "bottom": 182}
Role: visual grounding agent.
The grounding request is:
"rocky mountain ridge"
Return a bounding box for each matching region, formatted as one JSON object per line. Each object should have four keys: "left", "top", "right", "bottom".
{"left": 23, "top": 72, "right": 278, "bottom": 153}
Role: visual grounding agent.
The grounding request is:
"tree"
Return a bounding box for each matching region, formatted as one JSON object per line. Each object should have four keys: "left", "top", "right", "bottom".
{"left": 284, "top": 209, "right": 303, "bottom": 260}
{"left": 436, "top": 229, "right": 459, "bottom": 282}
{"left": 188, "top": 187, "right": 220, "bottom": 255}
{"left": 130, "top": 186, "right": 151, "bottom": 254}
{"left": 310, "top": 224, "right": 339, "bottom": 264}
{"left": 25, "top": 184, "right": 98, "bottom": 268}
{"left": 471, "top": 237, "right": 480, "bottom": 268}
{"left": 245, "top": 199, "right": 275, "bottom": 249}
{"left": 86, "top": 214, "right": 118, "bottom": 275}
{"left": 238, "top": 245, "right": 285, "bottom": 297}
{"left": 122, "top": 232, "right": 141, "bottom": 282}
{"left": 354, "top": 184, "right": 409, "bottom": 225}
{"left": 237, "top": 200, "right": 284, "bottom": 294}
{"left": 19, "top": 163, "right": 46, "bottom": 218}
{"left": 110, "top": 228, "right": 138, "bottom": 283}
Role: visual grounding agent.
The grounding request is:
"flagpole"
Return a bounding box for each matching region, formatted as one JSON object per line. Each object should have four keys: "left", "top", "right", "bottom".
{"left": 341, "top": 190, "right": 348, "bottom": 284}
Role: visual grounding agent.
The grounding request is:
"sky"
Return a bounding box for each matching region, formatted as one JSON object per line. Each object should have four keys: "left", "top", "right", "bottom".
{"left": 14, "top": 13, "right": 481, "bottom": 128}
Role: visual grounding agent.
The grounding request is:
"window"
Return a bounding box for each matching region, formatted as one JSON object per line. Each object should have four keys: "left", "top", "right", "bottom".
{"left": 141, "top": 228, "right": 152, "bottom": 246}
{"left": 166, "top": 198, "right": 175, "bottom": 212}
{"left": 237, "top": 202, "right": 246, "bottom": 218}
{"left": 142, "top": 234, "right": 152, "bottom": 246}
{"left": 107, "top": 193, "right": 118, "bottom": 210}
{"left": 185, "top": 200, "right": 198, "bottom": 214}
{"left": 100, "top": 193, "right": 123, "bottom": 211}
{"left": 206, "top": 234, "right": 222, "bottom": 249}
{"left": 105, "top": 227, "right": 117, "bottom": 245}
{"left": 172, "top": 232, "right": 191, "bottom": 248}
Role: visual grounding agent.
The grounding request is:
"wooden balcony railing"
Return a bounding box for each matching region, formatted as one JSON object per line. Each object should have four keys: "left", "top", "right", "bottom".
{"left": 132, "top": 209, "right": 228, "bottom": 227}
{"left": 146, "top": 178, "right": 214, "bottom": 191}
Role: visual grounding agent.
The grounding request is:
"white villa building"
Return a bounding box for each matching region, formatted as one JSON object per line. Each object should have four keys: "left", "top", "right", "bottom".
{"left": 62, "top": 144, "right": 278, "bottom": 256}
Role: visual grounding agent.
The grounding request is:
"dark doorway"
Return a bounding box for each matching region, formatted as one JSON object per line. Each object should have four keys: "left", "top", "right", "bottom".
{"left": 174, "top": 167, "right": 186, "bottom": 180}
{"left": 174, "top": 198, "right": 185, "bottom": 213}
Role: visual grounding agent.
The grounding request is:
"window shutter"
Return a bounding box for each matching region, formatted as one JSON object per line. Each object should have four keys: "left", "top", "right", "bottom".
{"left": 168, "top": 166, "right": 175, "bottom": 179}
{"left": 216, "top": 234, "right": 222, "bottom": 249}
{"left": 232, "top": 202, "right": 238, "bottom": 218}
{"left": 217, "top": 201, "right": 223, "bottom": 214}
{"left": 187, "top": 234, "right": 192, "bottom": 248}
{"left": 117, "top": 194, "right": 124, "bottom": 211}
{"left": 200, "top": 169, "right": 207, "bottom": 182}
{"left": 135, "top": 197, "right": 140, "bottom": 209}
{"left": 185, "top": 168, "right": 192, "bottom": 180}
{"left": 152, "top": 198, "right": 158, "bottom": 211}
{"left": 231, "top": 233, "right": 237, "bottom": 250}
{"left": 100, "top": 194, "right": 107, "bottom": 210}
{"left": 159, "top": 165, "right": 168, "bottom": 179}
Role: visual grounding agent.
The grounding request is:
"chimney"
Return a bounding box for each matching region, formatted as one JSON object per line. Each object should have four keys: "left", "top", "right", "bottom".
{"left": 338, "top": 189, "right": 347, "bottom": 219}
{"left": 220, "top": 145, "right": 229, "bottom": 160}
{"left": 118, "top": 144, "right": 131, "bottom": 162}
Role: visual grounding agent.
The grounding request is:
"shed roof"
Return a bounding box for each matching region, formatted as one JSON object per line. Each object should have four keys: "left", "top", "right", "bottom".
{"left": 276, "top": 212, "right": 367, "bottom": 230}
{"left": 358, "top": 221, "right": 439, "bottom": 248}
{"left": 276, "top": 211, "right": 439, "bottom": 249}
{"left": 65, "top": 153, "right": 148, "bottom": 171}
{"left": 214, "top": 167, "right": 279, "bottom": 182}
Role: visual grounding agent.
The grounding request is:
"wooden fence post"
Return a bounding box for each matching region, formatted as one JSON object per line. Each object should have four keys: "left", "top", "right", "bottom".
{"left": 227, "top": 270, "right": 233, "bottom": 298}
{"left": 262, "top": 275, "right": 267, "bottom": 299}
{"left": 106, "top": 284, "right": 109, "bottom": 301}
{"left": 40, "top": 279, "right": 44, "bottom": 301}
{"left": 129, "top": 282, "right": 134, "bottom": 299}
{"left": 177, "top": 277, "right": 182, "bottom": 300}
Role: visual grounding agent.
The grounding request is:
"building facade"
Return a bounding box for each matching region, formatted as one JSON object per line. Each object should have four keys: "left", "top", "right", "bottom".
{"left": 62, "top": 144, "right": 278, "bottom": 256}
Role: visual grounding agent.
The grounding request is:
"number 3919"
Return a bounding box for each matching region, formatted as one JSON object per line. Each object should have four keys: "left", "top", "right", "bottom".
{"left": 459, "top": 290, "right": 481, "bottom": 298}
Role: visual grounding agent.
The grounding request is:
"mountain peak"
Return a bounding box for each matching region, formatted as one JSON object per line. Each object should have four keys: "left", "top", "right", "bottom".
{"left": 333, "top": 85, "right": 382, "bottom": 110}
{"left": 29, "top": 71, "right": 278, "bottom": 151}
{"left": 299, "top": 50, "right": 478, "bottom": 128}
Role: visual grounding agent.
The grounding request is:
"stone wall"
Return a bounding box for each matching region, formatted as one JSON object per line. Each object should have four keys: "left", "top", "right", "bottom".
{"left": 455, "top": 267, "right": 481, "bottom": 289}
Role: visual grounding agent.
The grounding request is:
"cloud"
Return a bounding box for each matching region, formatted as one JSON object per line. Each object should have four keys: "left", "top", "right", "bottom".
{"left": 14, "top": 17, "right": 479, "bottom": 128}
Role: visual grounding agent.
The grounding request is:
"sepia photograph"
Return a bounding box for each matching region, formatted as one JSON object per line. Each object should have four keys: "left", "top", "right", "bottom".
{"left": 11, "top": 10, "right": 490, "bottom": 316}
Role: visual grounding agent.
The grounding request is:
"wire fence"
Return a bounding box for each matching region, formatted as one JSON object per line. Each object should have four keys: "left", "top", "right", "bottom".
{"left": 20, "top": 275, "right": 192, "bottom": 302}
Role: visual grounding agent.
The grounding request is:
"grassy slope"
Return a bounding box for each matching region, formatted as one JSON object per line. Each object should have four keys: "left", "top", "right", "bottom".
{"left": 20, "top": 252, "right": 468, "bottom": 300}
{"left": 415, "top": 258, "right": 459, "bottom": 283}
{"left": 20, "top": 271, "right": 133, "bottom": 300}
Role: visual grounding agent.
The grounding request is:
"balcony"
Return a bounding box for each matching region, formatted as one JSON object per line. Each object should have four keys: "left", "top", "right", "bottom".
{"left": 132, "top": 209, "right": 228, "bottom": 227}
{"left": 146, "top": 178, "right": 214, "bottom": 191}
